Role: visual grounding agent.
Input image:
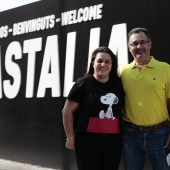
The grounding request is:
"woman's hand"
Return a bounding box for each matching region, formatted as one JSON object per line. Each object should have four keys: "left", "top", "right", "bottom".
{"left": 65, "top": 137, "right": 75, "bottom": 150}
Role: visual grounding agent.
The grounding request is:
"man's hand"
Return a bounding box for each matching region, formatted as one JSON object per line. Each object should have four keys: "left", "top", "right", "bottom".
{"left": 165, "top": 135, "right": 170, "bottom": 149}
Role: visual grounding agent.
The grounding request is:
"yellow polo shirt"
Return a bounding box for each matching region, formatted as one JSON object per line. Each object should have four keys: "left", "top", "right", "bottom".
{"left": 120, "top": 57, "right": 170, "bottom": 126}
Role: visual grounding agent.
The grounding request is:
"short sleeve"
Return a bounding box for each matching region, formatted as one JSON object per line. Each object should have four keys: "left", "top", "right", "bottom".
{"left": 67, "top": 76, "right": 86, "bottom": 103}
{"left": 165, "top": 65, "right": 170, "bottom": 98}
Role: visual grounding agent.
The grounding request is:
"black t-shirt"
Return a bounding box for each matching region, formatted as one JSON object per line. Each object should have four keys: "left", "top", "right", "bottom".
{"left": 67, "top": 75, "right": 124, "bottom": 133}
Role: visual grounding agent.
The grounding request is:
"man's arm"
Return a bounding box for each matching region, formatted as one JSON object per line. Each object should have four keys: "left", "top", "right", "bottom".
{"left": 165, "top": 98, "right": 170, "bottom": 149}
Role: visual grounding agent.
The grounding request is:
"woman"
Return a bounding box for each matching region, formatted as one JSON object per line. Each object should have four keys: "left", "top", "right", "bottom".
{"left": 62, "top": 46, "right": 124, "bottom": 170}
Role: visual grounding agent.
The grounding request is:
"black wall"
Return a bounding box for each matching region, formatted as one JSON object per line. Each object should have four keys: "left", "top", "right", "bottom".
{"left": 0, "top": 0, "right": 170, "bottom": 170}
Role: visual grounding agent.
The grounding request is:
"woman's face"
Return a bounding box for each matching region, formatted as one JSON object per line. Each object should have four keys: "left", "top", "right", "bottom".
{"left": 93, "top": 52, "right": 112, "bottom": 82}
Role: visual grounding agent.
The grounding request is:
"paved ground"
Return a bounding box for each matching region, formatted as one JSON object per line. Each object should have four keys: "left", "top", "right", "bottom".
{"left": 0, "top": 159, "right": 60, "bottom": 170}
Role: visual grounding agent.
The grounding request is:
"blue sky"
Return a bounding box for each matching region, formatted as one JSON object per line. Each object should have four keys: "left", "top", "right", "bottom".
{"left": 0, "top": 0, "right": 41, "bottom": 12}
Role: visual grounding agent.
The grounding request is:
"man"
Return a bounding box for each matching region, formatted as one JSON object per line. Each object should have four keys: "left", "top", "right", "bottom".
{"left": 120, "top": 27, "right": 170, "bottom": 170}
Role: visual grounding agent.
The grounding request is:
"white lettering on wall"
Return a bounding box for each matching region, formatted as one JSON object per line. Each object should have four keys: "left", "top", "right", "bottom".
{"left": 37, "top": 35, "right": 60, "bottom": 97}
{"left": 63, "top": 23, "right": 128, "bottom": 97}
{"left": 3, "top": 42, "right": 22, "bottom": 99}
{"left": 23, "top": 38, "right": 42, "bottom": 98}
{"left": 0, "top": 4, "right": 104, "bottom": 38}
{"left": 63, "top": 32, "right": 76, "bottom": 97}
{"left": 1, "top": 34, "right": 61, "bottom": 99}
{"left": 108, "top": 23, "right": 128, "bottom": 71}
{"left": 87, "top": 27, "right": 101, "bottom": 71}
{"left": 13, "top": 15, "right": 55, "bottom": 36}
{"left": 0, "top": 25, "right": 8, "bottom": 38}
{"left": 0, "top": 46, "right": 2, "bottom": 98}
{"left": 0, "top": 23, "right": 128, "bottom": 99}
{"left": 61, "top": 4, "right": 103, "bottom": 26}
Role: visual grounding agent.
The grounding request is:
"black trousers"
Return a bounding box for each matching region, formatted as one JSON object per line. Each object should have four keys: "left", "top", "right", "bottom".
{"left": 75, "top": 132, "right": 122, "bottom": 170}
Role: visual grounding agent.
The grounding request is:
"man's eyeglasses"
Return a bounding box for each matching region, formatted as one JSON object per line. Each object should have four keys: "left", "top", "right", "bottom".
{"left": 129, "top": 40, "right": 150, "bottom": 47}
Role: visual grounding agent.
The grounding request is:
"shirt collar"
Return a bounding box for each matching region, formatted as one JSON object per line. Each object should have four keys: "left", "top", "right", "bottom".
{"left": 130, "top": 56, "right": 155, "bottom": 69}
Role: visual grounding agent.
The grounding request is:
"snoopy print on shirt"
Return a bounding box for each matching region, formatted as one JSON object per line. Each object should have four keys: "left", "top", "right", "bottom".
{"left": 87, "top": 93, "right": 120, "bottom": 133}
{"left": 99, "top": 93, "right": 119, "bottom": 119}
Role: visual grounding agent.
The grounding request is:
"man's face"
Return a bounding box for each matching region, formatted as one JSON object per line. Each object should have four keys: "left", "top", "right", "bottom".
{"left": 128, "top": 32, "right": 152, "bottom": 62}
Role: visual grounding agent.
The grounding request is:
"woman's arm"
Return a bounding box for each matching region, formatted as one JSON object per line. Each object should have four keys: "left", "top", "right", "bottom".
{"left": 62, "top": 99, "right": 79, "bottom": 150}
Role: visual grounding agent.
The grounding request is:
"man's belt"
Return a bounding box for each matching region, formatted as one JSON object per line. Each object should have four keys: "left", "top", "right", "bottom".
{"left": 124, "top": 120, "right": 169, "bottom": 133}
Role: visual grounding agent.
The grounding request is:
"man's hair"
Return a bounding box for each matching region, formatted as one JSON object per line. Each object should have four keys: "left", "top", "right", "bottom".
{"left": 128, "top": 27, "right": 151, "bottom": 41}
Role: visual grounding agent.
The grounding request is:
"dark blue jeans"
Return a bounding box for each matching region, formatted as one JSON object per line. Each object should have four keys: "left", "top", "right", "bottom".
{"left": 123, "top": 125, "right": 170, "bottom": 170}
{"left": 75, "top": 132, "right": 122, "bottom": 170}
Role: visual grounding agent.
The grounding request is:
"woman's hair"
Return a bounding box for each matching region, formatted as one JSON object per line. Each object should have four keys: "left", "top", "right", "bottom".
{"left": 86, "top": 46, "right": 119, "bottom": 79}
